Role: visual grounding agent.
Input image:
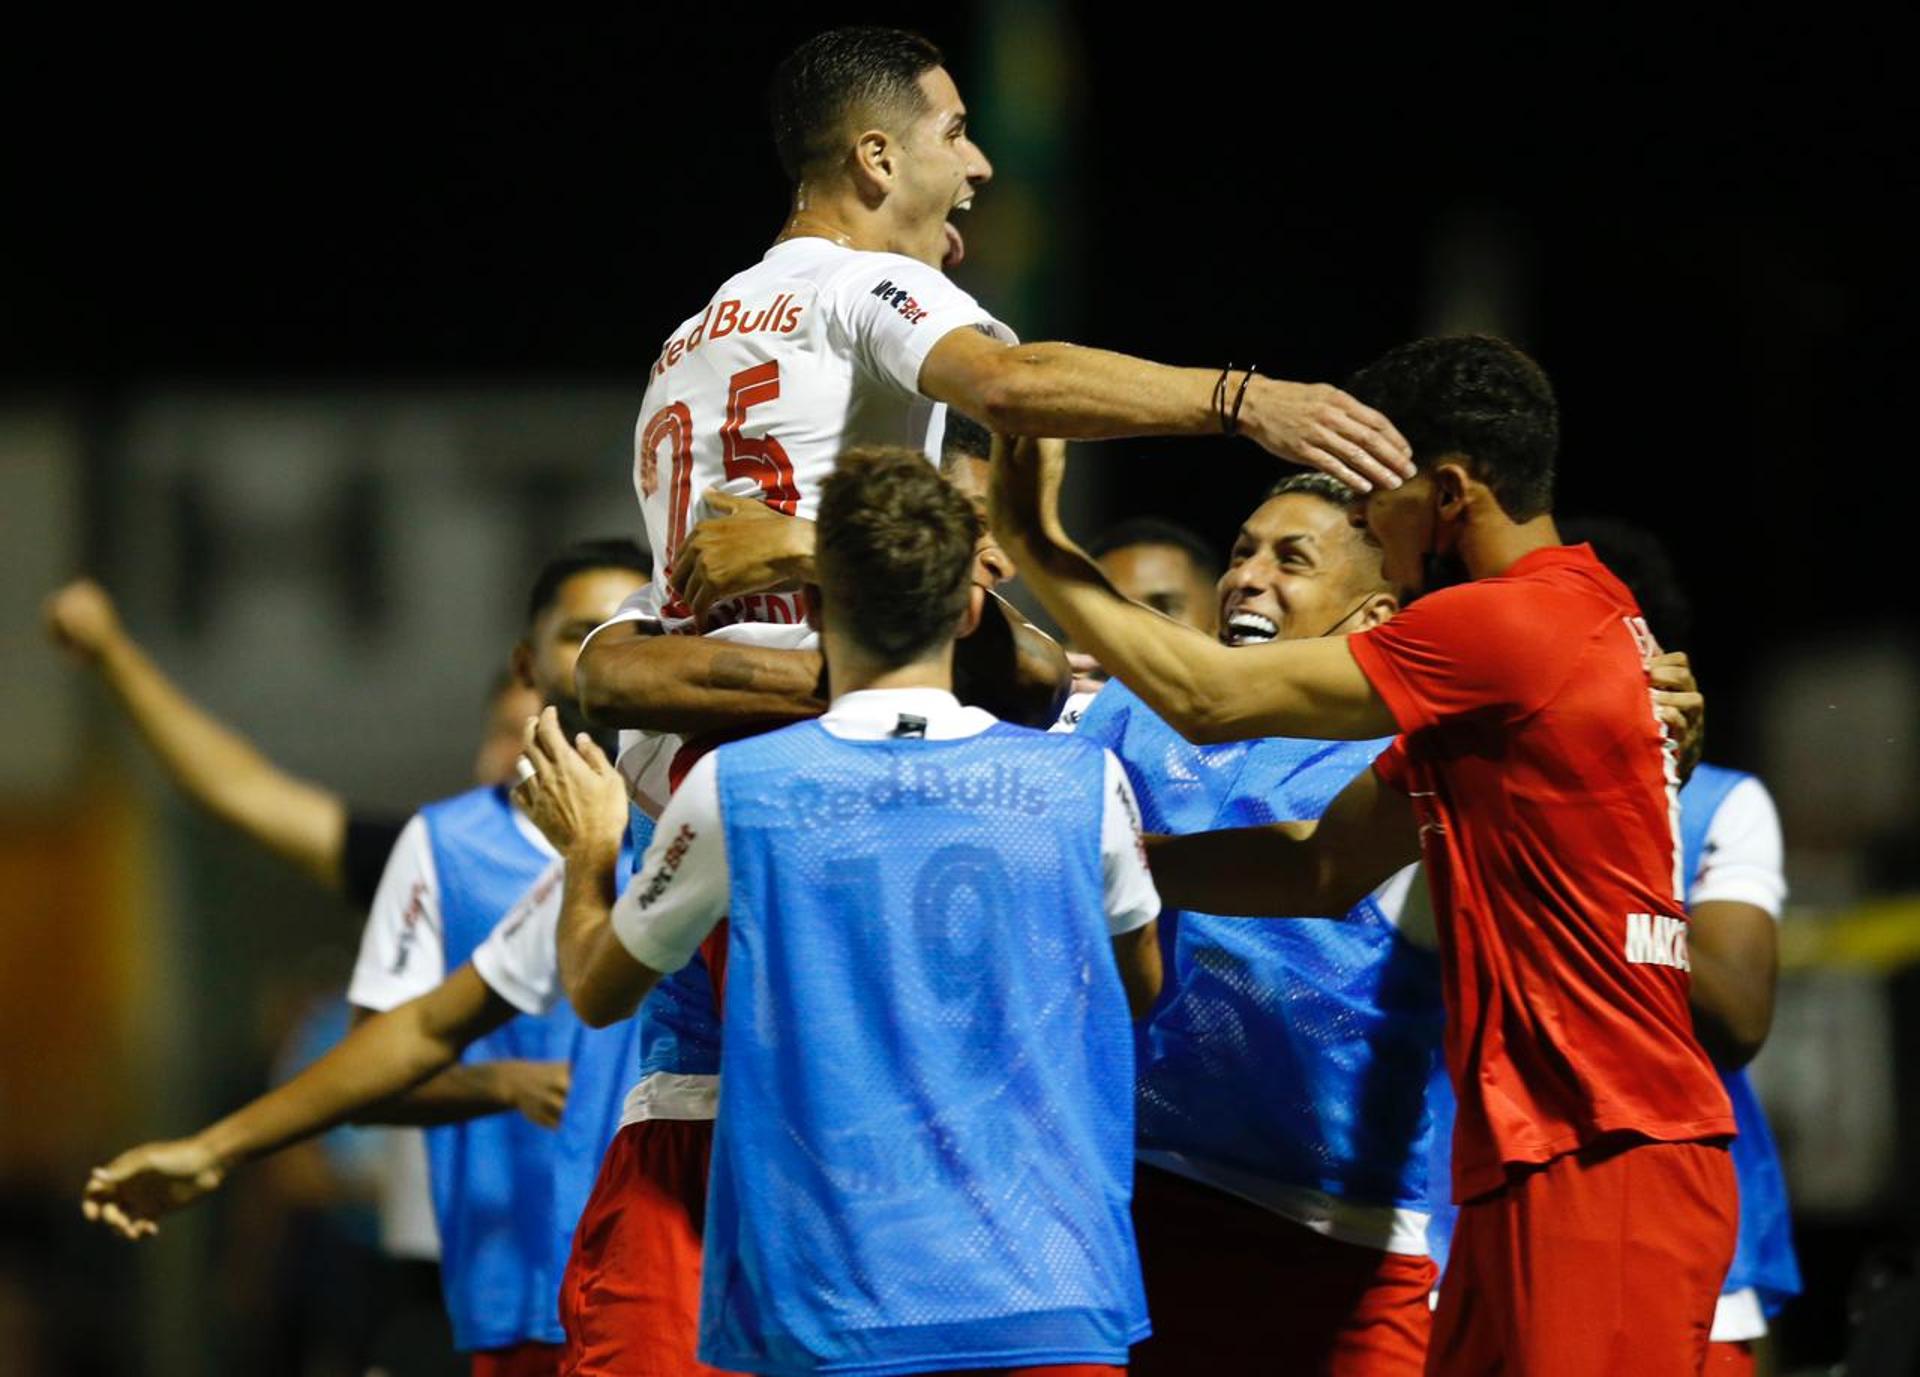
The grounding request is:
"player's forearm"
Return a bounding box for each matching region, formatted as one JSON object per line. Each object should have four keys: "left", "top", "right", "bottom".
{"left": 575, "top": 625, "right": 826, "bottom": 735}
{"left": 198, "top": 1003, "right": 464, "bottom": 1170}
{"left": 352, "top": 1062, "right": 526, "bottom": 1127}
{"left": 1003, "top": 528, "right": 1272, "bottom": 742}
{"left": 94, "top": 635, "right": 347, "bottom": 889}
{"left": 1685, "top": 901, "right": 1779, "bottom": 1069}
{"left": 1146, "top": 825, "right": 1361, "bottom": 918}
{"left": 938, "top": 342, "right": 1221, "bottom": 439}
{"left": 555, "top": 838, "right": 657, "bottom": 1026}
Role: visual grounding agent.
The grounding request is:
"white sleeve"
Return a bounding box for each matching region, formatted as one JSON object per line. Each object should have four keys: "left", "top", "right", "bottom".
{"left": 1051, "top": 689, "right": 1098, "bottom": 734}
{"left": 346, "top": 815, "right": 445, "bottom": 1012}
{"left": 825, "top": 254, "right": 1017, "bottom": 397}
{"left": 470, "top": 860, "right": 565, "bottom": 1016}
{"left": 1690, "top": 776, "right": 1787, "bottom": 918}
{"left": 608, "top": 753, "right": 731, "bottom": 974}
{"left": 581, "top": 582, "right": 663, "bottom": 656}
{"left": 1100, "top": 750, "right": 1161, "bottom": 936}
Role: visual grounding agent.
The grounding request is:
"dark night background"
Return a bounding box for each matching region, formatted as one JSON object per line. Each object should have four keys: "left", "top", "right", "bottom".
{"left": 12, "top": 8, "right": 1912, "bottom": 776}
{"left": 4, "top": 9, "right": 1915, "bottom": 1371}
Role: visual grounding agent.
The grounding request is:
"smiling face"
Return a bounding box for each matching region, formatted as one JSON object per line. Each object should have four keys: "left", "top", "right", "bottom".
{"left": 1218, "top": 492, "right": 1396, "bottom": 645}
{"left": 888, "top": 66, "right": 992, "bottom": 268}
{"left": 1097, "top": 543, "right": 1219, "bottom": 636}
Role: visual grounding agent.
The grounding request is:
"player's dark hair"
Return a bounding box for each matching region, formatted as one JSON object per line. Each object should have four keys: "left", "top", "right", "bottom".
{"left": 1087, "top": 517, "right": 1222, "bottom": 579}
{"left": 769, "top": 27, "right": 945, "bottom": 183}
{"left": 1560, "top": 519, "right": 1694, "bottom": 649}
{"left": 1345, "top": 335, "right": 1559, "bottom": 521}
{"left": 817, "top": 447, "right": 977, "bottom": 665}
{"left": 939, "top": 411, "right": 992, "bottom": 471}
{"left": 1265, "top": 471, "right": 1361, "bottom": 509}
{"left": 525, "top": 538, "right": 648, "bottom": 626}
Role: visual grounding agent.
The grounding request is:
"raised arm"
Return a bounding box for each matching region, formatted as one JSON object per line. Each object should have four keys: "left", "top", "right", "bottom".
{"left": 920, "top": 331, "right": 1413, "bottom": 493}
{"left": 1146, "top": 762, "right": 1421, "bottom": 919}
{"left": 988, "top": 436, "right": 1396, "bottom": 743}
{"left": 46, "top": 580, "right": 348, "bottom": 890}
{"left": 84, "top": 966, "right": 516, "bottom": 1240}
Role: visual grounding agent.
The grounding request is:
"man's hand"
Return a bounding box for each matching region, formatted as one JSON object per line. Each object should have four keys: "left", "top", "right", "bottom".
{"left": 986, "top": 434, "right": 1071, "bottom": 553}
{"left": 1650, "top": 650, "right": 1705, "bottom": 780}
{"left": 512, "top": 708, "right": 628, "bottom": 862}
{"left": 493, "top": 1059, "right": 571, "bottom": 1130}
{"left": 669, "top": 491, "right": 817, "bottom": 624}
{"left": 83, "top": 1136, "right": 226, "bottom": 1240}
{"left": 1237, "top": 379, "right": 1413, "bottom": 493}
{"left": 44, "top": 579, "right": 125, "bottom": 662}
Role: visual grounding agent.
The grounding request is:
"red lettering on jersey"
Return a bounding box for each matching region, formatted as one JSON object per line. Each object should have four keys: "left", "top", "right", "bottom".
{"left": 687, "top": 303, "right": 713, "bottom": 349}
{"left": 666, "top": 339, "right": 685, "bottom": 367}
{"left": 780, "top": 303, "right": 804, "bottom": 332}
{"left": 721, "top": 362, "right": 800, "bottom": 513}
{"left": 710, "top": 300, "right": 741, "bottom": 339}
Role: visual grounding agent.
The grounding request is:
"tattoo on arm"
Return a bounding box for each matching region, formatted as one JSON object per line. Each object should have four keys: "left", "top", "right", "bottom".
{"left": 707, "top": 650, "right": 759, "bottom": 691}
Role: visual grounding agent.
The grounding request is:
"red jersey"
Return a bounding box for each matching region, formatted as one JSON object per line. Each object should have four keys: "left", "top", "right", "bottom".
{"left": 1348, "top": 544, "right": 1732, "bottom": 1201}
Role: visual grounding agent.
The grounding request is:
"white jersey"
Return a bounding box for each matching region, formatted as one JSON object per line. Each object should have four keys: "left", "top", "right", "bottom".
{"left": 631, "top": 236, "right": 1014, "bottom": 632}
{"left": 609, "top": 238, "right": 1014, "bottom": 813}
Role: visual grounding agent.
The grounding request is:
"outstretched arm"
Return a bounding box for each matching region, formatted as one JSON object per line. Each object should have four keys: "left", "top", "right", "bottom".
{"left": 1146, "top": 763, "right": 1421, "bottom": 919}
{"left": 46, "top": 580, "right": 348, "bottom": 892}
{"left": 921, "top": 331, "right": 1413, "bottom": 493}
{"left": 343, "top": 1005, "right": 569, "bottom": 1129}
{"left": 989, "top": 436, "right": 1396, "bottom": 743}
{"left": 84, "top": 966, "right": 517, "bottom": 1240}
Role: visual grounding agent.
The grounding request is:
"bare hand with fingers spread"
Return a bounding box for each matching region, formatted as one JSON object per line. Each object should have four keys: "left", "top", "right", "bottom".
{"left": 511, "top": 707, "right": 630, "bottom": 863}
{"left": 1235, "top": 376, "right": 1414, "bottom": 493}
{"left": 669, "top": 490, "right": 818, "bottom": 625}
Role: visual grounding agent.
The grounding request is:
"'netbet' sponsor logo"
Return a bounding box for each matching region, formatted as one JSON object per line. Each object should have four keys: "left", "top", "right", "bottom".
{"left": 870, "top": 279, "right": 930, "bottom": 324}
{"left": 637, "top": 823, "right": 697, "bottom": 911}
{"left": 1625, "top": 912, "right": 1690, "bottom": 971}
{"left": 792, "top": 759, "right": 1047, "bottom": 830}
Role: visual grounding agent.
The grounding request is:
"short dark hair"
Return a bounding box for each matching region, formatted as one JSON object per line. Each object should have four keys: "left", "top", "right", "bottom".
{"left": 525, "top": 538, "right": 648, "bottom": 626}
{"left": 940, "top": 411, "right": 992, "bottom": 471}
{"left": 1560, "top": 519, "right": 1693, "bottom": 650}
{"left": 1087, "top": 517, "right": 1221, "bottom": 579}
{"left": 817, "top": 448, "right": 977, "bottom": 664}
{"left": 769, "top": 28, "right": 944, "bottom": 183}
{"left": 1265, "top": 471, "right": 1361, "bottom": 509}
{"left": 1345, "top": 335, "right": 1560, "bottom": 521}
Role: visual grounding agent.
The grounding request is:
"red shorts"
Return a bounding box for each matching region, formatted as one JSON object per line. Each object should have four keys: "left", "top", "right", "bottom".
{"left": 473, "top": 1343, "right": 563, "bottom": 1377}
{"left": 1703, "top": 1340, "right": 1755, "bottom": 1375}
{"left": 1428, "top": 1137, "right": 1737, "bottom": 1377}
{"left": 559, "top": 1118, "right": 737, "bottom": 1377}
{"left": 1129, "top": 1165, "right": 1434, "bottom": 1376}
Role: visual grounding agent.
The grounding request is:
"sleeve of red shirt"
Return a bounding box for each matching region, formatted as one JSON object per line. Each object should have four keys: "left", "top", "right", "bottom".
{"left": 1347, "top": 579, "right": 1564, "bottom": 737}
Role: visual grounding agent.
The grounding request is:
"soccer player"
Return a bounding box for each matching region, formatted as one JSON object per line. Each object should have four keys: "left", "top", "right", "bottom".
{"left": 990, "top": 335, "right": 1739, "bottom": 1375}
{"left": 86, "top": 539, "right": 650, "bottom": 1377}
{"left": 513, "top": 447, "right": 1162, "bottom": 1377}
{"left": 1088, "top": 517, "right": 1223, "bottom": 636}
{"left": 581, "top": 22, "right": 1410, "bottom": 814}
{"left": 1078, "top": 473, "right": 1443, "bottom": 1375}
{"left": 1565, "top": 522, "right": 1802, "bottom": 1372}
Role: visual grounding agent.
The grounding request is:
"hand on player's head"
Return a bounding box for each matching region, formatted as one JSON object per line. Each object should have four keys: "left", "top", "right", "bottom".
{"left": 511, "top": 707, "right": 628, "bottom": 858}
{"left": 82, "top": 1137, "right": 226, "bottom": 1241}
{"left": 1240, "top": 379, "right": 1414, "bottom": 493}
{"left": 44, "top": 578, "right": 124, "bottom": 661}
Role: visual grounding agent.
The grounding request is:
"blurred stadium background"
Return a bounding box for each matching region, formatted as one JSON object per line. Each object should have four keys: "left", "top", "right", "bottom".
{"left": 3, "top": 7, "right": 1912, "bottom": 1373}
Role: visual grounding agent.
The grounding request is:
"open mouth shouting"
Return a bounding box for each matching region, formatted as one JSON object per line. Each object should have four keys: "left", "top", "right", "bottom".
{"left": 1223, "top": 611, "right": 1278, "bottom": 646}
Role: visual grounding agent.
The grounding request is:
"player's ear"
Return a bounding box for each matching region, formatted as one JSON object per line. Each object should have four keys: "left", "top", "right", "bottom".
{"left": 851, "top": 129, "right": 894, "bottom": 201}
{"left": 1432, "top": 461, "right": 1472, "bottom": 521}
{"left": 1354, "top": 591, "right": 1399, "bottom": 630}
{"left": 510, "top": 641, "right": 537, "bottom": 690}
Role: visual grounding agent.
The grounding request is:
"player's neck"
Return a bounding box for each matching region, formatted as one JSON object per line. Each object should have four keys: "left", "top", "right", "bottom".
{"left": 824, "top": 642, "right": 956, "bottom": 702}
{"left": 1459, "top": 512, "right": 1564, "bottom": 580}
{"left": 774, "top": 189, "right": 929, "bottom": 264}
